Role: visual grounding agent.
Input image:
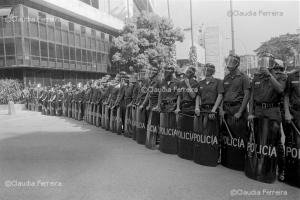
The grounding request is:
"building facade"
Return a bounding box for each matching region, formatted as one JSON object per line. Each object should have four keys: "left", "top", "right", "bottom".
{"left": 204, "top": 26, "right": 226, "bottom": 79}
{"left": 0, "top": 0, "right": 152, "bottom": 86}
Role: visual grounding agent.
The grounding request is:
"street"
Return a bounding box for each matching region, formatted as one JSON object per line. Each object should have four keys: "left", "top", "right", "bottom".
{"left": 0, "top": 111, "right": 299, "bottom": 200}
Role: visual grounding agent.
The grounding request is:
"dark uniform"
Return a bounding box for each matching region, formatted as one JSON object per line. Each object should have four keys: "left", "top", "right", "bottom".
{"left": 221, "top": 68, "right": 250, "bottom": 170}
{"left": 283, "top": 69, "right": 300, "bottom": 187}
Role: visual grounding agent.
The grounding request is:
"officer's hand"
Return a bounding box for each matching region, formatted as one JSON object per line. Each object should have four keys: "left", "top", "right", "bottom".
{"left": 219, "top": 109, "right": 225, "bottom": 119}
{"left": 234, "top": 111, "right": 242, "bottom": 121}
{"left": 139, "top": 105, "right": 144, "bottom": 110}
{"left": 285, "top": 112, "right": 293, "bottom": 123}
{"left": 174, "top": 109, "right": 180, "bottom": 115}
{"left": 248, "top": 114, "right": 255, "bottom": 121}
{"left": 152, "top": 106, "right": 160, "bottom": 112}
{"left": 195, "top": 108, "right": 200, "bottom": 116}
{"left": 146, "top": 105, "right": 151, "bottom": 111}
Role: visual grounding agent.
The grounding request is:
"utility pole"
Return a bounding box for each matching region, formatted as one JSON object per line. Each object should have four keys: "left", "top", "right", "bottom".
{"left": 167, "top": 0, "right": 170, "bottom": 19}
{"left": 230, "top": 0, "right": 235, "bottom": 54}
{"left": 190, "top": 0, "right": 194, "bottom": 47}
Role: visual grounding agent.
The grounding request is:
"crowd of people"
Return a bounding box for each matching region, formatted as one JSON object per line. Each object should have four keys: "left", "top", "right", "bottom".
{"left": 24, "top": 53, "right": 299, "bottom": 188}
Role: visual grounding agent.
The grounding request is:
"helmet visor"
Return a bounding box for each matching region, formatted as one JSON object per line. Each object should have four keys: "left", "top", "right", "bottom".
{"left": 258, "top": 57, "right": 275, "bottom": 68}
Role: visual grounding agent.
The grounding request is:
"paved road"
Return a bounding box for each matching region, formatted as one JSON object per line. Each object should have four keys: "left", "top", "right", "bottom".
{"left": 0, "top": 111, "right": 299, "bottom": 200}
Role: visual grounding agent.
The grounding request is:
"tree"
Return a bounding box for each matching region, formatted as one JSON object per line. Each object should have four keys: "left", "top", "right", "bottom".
{"left": 255, "top": 33, "right": 300, "bottom": 66}
{"left": 111, "top": 12, "right": 184, "bottom": 72}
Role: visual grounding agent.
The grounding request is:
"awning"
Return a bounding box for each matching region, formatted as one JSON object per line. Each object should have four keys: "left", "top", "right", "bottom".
{"left": 0, "top": 7, "right": 12, "bottom": 17}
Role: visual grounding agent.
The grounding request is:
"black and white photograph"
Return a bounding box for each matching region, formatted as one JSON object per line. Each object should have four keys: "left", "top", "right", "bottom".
{"left": 0, "top": 0, "right": 299, "bottom": 199}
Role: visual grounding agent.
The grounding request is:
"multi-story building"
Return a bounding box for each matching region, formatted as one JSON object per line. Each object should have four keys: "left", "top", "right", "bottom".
{"left": 204, "top": 26, "right": 226, "bottom": 79}
{"left": 0, "top": 0, "right": 152, "bottom": 86}
{"left": 240, "top": 55, "right": 258, "bottom": 77}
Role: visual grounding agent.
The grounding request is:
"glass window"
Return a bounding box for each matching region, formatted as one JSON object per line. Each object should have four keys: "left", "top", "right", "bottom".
{"left": 91, "top": 38, "right": 96, "bottom": 50}
{"left": 87, "top": 37, "right": 91, "bottom": 49}
{"left": 75, "top": 34, "right": 80, "bottom": 47}
{"left": 40, "top": 41, "right": 48, "bottom": 57}
{"left": 63, "top": 46, "right": 69, "bottom": 60}
{"left": 23, "top": 6, "right": 29, "bottom": 17}
{"left": 100, "top": 41, "right": 105, "bottom": 51}
{"left": 96, "top": 40, "right": 101, "bottom": 51}
{"left": 87, "top": 50, "right": 92, "bottom": 63}
{"left": 101, "top": 32, "right": 105, "bottom": 39}
{"left": 55, "top": 19, "right": 61, "bottom": 29}
{"left": 76, "top": 48, "right": 81, "bottom": 61}
{"left": 70, "top": 47, "right": 75, "bottom": 61}
{"left": 24, "top": 38, "right": 30, "bottom": 56}
{"left": 23, "top": 21, "right": 29, "bottom": 36}
{"left": 56, "top": 45, "right": 63, "bottom": 59}
{"left": 49, "top": 43, "right": 55, "bottom": 58}
{"left": 30, "top": 39, "right": 40, "bottom": 56}
{"left": 48, "top": 26, "right": 55, "bottom": 41}
{"left": 81, "top": 26, "right": 86, "bottom": 35}
{"left": 3, "top": 21, "right": 13, "bottom": 36}
{"left": 92, "top": 51, "right": 96, "bottom": 63}
{"left": 5, "top": 38, "right": 15, "bottom": 55}
{"left": 109, "top": 35, "right": 113, "bottom": 42}
{"left": 101, "top": 54, "right": 106, "bottom": 64}
{"left": 38, "top": 12, "right": 47, "bottom": 24}
{"left": 62, "top": 30, "right": 68, "bottom": 44}
{"left": 69, "top": 22, "right": 74, "bottom": 32}
{"left": 0, "top": 39, "right": 4, "bottom": 56}
{"left": 91, "top": 0, "right": 99, "bottom": 9}
{"left": 15, "top": 38, "right": 22, "bottom": 56}
{"left": 0, "top": 18, "right": 3, "bottom": 37}
{"left": 14, "top": 22, "right": 22, "bottom": 36}
{"left": 81, "top": 37, "right": 86, "bottom": 48}
{"left": 69, "top": 32, "right": 75, "bottom": 46}
{"left": 96, "top": 52, "right": 101, "bottom": 64}
{"left": 82, "top": 49, "right": 87, "bottom": 62}
{"left": 40, "top": 23, "right": 47, "bottom": 40}
{"left": 55, "top": 29, "right": 62, "bottom": 43}
{"left": 29, "top": 21, "right": 38, "bottom": 37}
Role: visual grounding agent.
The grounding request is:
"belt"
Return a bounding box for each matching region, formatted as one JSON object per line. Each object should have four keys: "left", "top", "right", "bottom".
{"left": 224, "top": 102, "right": 241, "bottom": 106}
{"left": 162, "top": 99, "right": 177, "bottom": 104}
{"left": 201, "top": 104, "right": 214, "bottom": 109}
{"left": 255, "top": 102, "right": 279, "bottom": 109}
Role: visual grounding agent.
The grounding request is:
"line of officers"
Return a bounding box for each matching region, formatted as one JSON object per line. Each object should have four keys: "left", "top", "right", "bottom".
{"left": 25, "top": 53, "right": 299, "bottom": 187}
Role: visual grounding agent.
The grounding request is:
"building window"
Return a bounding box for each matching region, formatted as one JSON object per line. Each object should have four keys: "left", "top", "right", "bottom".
{"left": 63, "top": 46, "right": 69, "bottom": 60}
{"left": 3, "top": 21, "right": 13, "bottom": 37}
{"left": 49, "top": 43, "right": 55, "bottom": 58}
{"left": 62, "top": 30, "right": 68, "bottom": 44}
{"left": 70, "top": 47, "right": 75, "bottom": 61}
{"left": 0, "top": 39, "right": 4, "bottom": 56}
{"left": 69, "top": 32, "right": 75, "bottom": 46}
{"left": 14, "top": 22, "right": 22, "bottom": 36}
{"left": 48, "top": 26, "right": 55, "bottom": 41}
{"left": 30, "top": 39, "right": 40, "bottom": 56}
{"left": 87, "top": 37, "right": 91, "bottom": 49}
{"left": 82, "top": 49, "right": 87, "bottom": 62}
{"left": 87, "top": 50, "right": 92, "bottom": 63}
{"left": 40, "top": 41, "right": 48, "bottom": 57}
{"left": 76, "top": 48, "right": 81, "bottom": 61}
{"left": 96, "top": 52, "right": 101, "bottom": 64}
{"left": 40, "top": 23, "right": 47, "bottom": 40}
{"left": 81, "top": 37, "right": 86, "bottom": 48}
{"left": 81, "top": 26, "right": 86, "bottom": 35}
{"left": 56, "top": 45, "right": 63, "bottom": 59}
{"left": 15, "top": 38, "right": 22, "bottom": 56}
{"left": 75, "top": 34, "right": 80, "bottom": 47}
{"left": 69, "top": 22, "right": 74, "bottom": 32}
{"left": 5, "top": 38, "right": 15, "bottom": 55}
{"left": 55, "top": 19, "right": 61, "bottom": 29}
{"left": 55, "top": 28, "right": 62, "bottom": 43}
{"left": 0, "top": 18, "right": 3, "bottom": 37}
{"left": 38, "top": 12, "right": 47, "bottom": 24}
{"left": 29, "top": 21, "right": 38, "bottom": 38}
{"left": 24, "top": 38, "right": 30, "bottom": 56}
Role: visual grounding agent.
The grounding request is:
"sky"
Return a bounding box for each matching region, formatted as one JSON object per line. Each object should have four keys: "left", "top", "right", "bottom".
{"left": 153, "top": 0, "right": 300, "bottom": 55}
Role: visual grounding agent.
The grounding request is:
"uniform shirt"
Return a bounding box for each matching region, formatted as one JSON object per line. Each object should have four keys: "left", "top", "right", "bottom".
{"left": 148, "top": 77, "right": 161, "bottom": 107}
{"left": 131, "top": 82, "right": 140, "bottom": 105}
{"left": 223, "top": 69, "right": 250, "bottom": 103}
{"left": 178, "top": 78, "right": 198, "bottom": 112}
{"left": 136, "top": 79, "right": 149, "bottom": 106}
{"left": 252, "top": 72, "right": 287, "bottom": 103}
{"left": 124, "top": 84, "right": 134, "bottom": 105}
{"left": 286, "top": 70, "right": 300, "bottom": 106}
{"left": 160, "top": 77, "right": 180, "bottom": 112}
{"left": 198, "top": 77, "right": 224, "bottom": 105}
{"left": 110, "top": 84, "right": 120, "bottom": 103}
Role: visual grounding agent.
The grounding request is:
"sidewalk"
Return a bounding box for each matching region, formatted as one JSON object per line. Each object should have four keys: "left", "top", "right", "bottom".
{"left": 0, "top": 111, "right": 299, "bottom": 200}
